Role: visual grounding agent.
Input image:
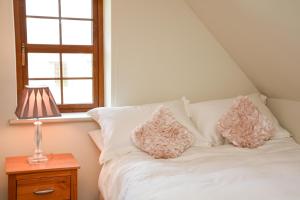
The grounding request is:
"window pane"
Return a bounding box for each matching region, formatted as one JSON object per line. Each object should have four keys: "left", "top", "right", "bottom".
{"left": 26, "top": 0, "right": 59, "bottom": 17}
{"left": 29, "top": 80, "right": 61, "bottom": 104}
{"left": 62, "top": 54, "right": 92, "bottom": 78}
{"left": 27, "top": 18, "right": 60, "bottom": 44}
{"left": 61, "top": 0, "right": 92, "bottom": 19}
{"left": 61, "top": 20, "right": 92, "bottom": 45}
{"left": 28, "top": 53, "right": 60, "bottom": 78}
{"left": 63, "top": 80, "right": 93, "bottom": 104}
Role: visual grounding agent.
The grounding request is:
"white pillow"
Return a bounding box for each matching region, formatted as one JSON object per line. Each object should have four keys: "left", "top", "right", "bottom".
{"left": 88, "top": 99, "right": 210, "bottom": 163}
{"left": 88, "top": 129, "right": 103, "bottom": 150}
{"left": 188, "top": 93, "right": 290, "bottom": 146}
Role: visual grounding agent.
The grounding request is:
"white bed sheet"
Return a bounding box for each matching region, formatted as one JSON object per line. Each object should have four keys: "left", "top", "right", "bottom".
{"left": 99, "top": 138, "right": 300, "bottom": 200}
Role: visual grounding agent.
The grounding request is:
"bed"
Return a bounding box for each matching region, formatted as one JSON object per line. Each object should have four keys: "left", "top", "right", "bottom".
{"left": 87, "top": 94, "right": 300, "bottom": 200}
{"left": 99, "top": 137, "right": 300, "bottom": 200}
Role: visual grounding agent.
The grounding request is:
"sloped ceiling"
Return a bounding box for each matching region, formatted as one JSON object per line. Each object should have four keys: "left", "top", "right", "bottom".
{"left": 185, "top": 0, "right": 300, "bottom": 101}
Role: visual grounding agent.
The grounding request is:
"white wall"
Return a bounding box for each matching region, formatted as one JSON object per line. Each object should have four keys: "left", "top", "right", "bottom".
{"left": 0, "top": 0, "right": 257, "bottom": 199}
{"left": 104, "top": 0, "right": 112, "bottom": 106}
{"left": 268, "top": 99, "right": 300, "bottom": 143}
{"left": 109, "top": 0, "right": 257, "bottom": 106}
{"left": 185, "top": 0, "right": 300, "bottom": 101}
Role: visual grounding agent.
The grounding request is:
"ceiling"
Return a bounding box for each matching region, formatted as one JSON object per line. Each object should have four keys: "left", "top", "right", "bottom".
{"left": 185, "top": 0, "right": 300, "bottom": 101}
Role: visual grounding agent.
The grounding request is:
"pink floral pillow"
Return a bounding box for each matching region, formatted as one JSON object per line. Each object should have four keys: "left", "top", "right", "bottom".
{"left": 216, "top": 96, "right": 274, "bottom": 148}
{"left": 131, "top": 106, "right": 194, "bottom": 159}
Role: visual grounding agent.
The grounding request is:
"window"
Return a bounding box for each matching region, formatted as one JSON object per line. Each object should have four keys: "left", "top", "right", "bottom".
{"left": 13, "top": 0, "right": 103, "bottom": 112}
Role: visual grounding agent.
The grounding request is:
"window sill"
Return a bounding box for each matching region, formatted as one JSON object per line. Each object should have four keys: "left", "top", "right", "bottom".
{"left": 9, "top": 112, "right": 93, "bottom": 125}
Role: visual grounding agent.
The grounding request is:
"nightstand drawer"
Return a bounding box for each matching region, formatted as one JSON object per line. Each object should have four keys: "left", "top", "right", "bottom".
{"left": 17, "top": 176, "right": 71, "bottom": 200}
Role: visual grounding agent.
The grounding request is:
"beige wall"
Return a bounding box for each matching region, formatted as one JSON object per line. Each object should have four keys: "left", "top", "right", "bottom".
{"left": 185, "top": 0, "right": 300, "bottom": 101}
{"left": 268, "top": 99, "right": 300, "bottom": 143}
{"left": 109, "top": 0, "right": 257, "bottom": 106}
{"left": 0, "top": 0, "right": 257, "bottom": 199}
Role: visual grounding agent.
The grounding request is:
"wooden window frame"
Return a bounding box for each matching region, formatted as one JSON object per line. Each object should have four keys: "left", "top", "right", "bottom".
{"left": 13, "top": 0, "right": 104, "bottom": 113}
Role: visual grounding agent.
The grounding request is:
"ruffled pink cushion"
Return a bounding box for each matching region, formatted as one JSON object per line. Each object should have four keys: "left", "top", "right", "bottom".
{"left": 216, "top": 96, "right": 274, "bottom": 148}
{"left": 132, "top": 106, "right": 194, "bottom": 159}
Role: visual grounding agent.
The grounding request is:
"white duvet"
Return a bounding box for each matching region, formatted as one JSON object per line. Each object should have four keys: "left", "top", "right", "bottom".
{"left": 99, "top": 138, "right": 300, "bottom": 200}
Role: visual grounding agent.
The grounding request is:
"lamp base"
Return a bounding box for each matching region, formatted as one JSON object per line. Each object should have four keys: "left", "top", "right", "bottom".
{"left": 27, "top": 154, "right": 48, "bottom": 164}
{"left": 28, "top": 119, "right": 48, "bottom": 164}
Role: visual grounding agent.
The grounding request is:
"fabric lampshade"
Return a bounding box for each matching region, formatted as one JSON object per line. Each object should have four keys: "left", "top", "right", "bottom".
{"left": 15, "top": 86, "right": 61, "bottom": 119}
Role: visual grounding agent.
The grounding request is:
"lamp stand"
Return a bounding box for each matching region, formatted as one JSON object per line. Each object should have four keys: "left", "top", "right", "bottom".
{"left": 28, "top": 119, "right": 48, "bottom": 164}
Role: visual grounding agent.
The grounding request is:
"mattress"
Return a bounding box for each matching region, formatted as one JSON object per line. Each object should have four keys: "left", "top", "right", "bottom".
{"left": 99, "top": 138, "right": 300, "bottom": 200}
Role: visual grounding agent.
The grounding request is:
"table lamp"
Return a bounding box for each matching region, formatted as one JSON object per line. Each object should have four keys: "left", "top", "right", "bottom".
{"left": 15, "top": 86, "right": 61, "bottom": 164}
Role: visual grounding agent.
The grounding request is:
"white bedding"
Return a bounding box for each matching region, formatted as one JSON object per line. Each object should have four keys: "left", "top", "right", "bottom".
{"left": 99, "top": 138, "right": 300, "bottom": 200}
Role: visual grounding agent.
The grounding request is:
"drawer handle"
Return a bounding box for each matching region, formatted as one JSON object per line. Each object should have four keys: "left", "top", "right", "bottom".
{"left": 33, "top": 189, "right": 55, "bottom": 195}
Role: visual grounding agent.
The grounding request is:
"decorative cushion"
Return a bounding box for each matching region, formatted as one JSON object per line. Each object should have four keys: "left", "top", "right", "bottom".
{"left": 132, "top": 106, "right": 194, "bottom": 159}
{"left": 216, "top": 96, "right": 275, "bottom": 148}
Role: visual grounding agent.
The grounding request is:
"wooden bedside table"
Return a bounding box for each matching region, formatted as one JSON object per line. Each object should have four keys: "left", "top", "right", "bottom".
{"left": 5, "top": 153, "right": 80, "bottom": 200}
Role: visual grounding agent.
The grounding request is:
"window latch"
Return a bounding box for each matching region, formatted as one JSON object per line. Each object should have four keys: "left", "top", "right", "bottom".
{"left": 21, "top": 43, "right": 26, "bottom": 66}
